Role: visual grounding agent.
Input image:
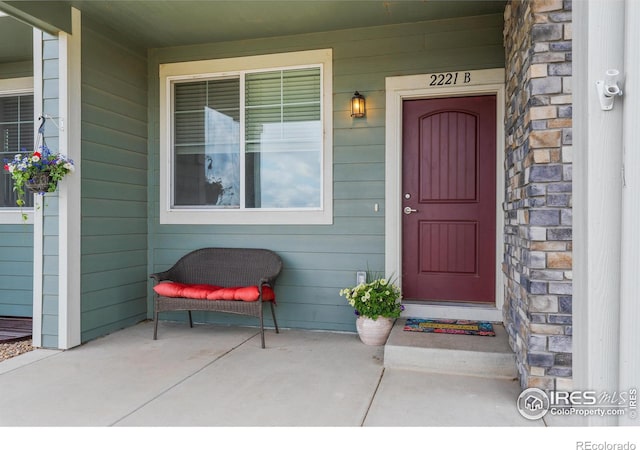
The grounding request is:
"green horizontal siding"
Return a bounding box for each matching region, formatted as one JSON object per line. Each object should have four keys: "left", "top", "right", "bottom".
{"left": 80, "top": 18, "right": 148, "bottom": 342}
{"left": 38, "top": 32, "right": 60, "bottom": 347}
{"left": 42, "top": 192, "right": 59, "bottom": 346}
{"left": 148, "top": 14, "right": 504, "bottom": 332}
{"left": 0, "top": 225, "right": 33, "bottom": 317}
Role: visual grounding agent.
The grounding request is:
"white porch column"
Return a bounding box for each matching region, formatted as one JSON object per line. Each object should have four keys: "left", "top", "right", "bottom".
{"left": 57, "top": 7, "right": 81, "bottom": 349}
{"left": 31, "top": 28, "right": 44, "bottom": 348}
{"left": 619, "top": 0, "right": 640, "bottom": 427}
{"left": 573, "top": 0, "right": 625, "bottom": 426}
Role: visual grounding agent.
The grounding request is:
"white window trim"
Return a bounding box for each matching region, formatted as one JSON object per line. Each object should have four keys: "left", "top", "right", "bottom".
{"left": 159, "top": 49, "right": 333, "bottom": 225}
{"left": 0, "top": 76, "right": 34, "bottom": 224}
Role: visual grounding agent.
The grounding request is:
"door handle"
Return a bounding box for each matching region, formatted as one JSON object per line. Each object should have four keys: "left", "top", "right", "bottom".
{"left": 404, "top": 206, "right": 418, "bottom": 215}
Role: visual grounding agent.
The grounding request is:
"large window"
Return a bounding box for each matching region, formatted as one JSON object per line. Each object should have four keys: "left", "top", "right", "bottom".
{"left": 160, "top": 49, "right": 332, "bottom": 224}
{"left": 1, "top": 88, "right": 34, "bottom": 209}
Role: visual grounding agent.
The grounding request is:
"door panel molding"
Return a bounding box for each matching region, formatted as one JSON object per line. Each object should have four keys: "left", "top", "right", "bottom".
{"left": 385, "top": 68, "right": 505, "bottom": 321}
{"left": 418, "top": 220, "right": 478, "bottom": 274}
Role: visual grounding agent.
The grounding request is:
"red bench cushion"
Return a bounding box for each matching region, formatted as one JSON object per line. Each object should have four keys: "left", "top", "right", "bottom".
{"left": 153, "top": 282, "right": 275, "bottom": 302}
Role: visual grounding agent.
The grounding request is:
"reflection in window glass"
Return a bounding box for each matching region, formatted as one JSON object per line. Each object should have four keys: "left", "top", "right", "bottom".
{"left": 173, "top": 78, "right": 240, "bottom": 207}
{"left": 204, "top": 106, "right": 239, "bottom": 207}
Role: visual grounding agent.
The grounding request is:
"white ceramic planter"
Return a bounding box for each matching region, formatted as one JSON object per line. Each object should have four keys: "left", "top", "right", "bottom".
{"left": 356, "top": 316, "right": 394, "bottom": 345}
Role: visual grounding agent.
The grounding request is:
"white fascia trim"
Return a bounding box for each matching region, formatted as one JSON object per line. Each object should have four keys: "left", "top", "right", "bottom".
{"left": 385, "top": 68, "right": 505, "bottom": 320}
{"left": 0, "top": 77, "right": 35, "bottom": 224}
{"left": 57, "top": 7, "right": 81, "bottom": 350}
{"left": 159, "top": 49, "right": 333, "bottom": 225}
{"left": 32, "top": 29, "right": 43, "bottom": 347}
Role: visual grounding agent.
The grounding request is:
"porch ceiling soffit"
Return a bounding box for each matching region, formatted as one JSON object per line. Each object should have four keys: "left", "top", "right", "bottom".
{"left": 1, "top": 0, "right": 506, "bottom": 52}
{"left": 0, "top": 14, "right": 33, "bottom": 64}
{"left": 0, "top": 1, "right": 72, "bottom": 34}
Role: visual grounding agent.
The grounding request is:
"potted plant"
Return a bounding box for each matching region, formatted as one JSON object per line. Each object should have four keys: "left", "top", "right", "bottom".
{"left": 3, "top": 145, "right": 75, "bottom": 208}
{"left": 340, "top": 275, "right": 403, "bottom": 345}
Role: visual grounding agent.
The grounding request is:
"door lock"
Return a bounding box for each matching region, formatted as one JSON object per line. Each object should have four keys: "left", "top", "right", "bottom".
{"left": 403, "top": 206, "right": 418, "bottom": 215}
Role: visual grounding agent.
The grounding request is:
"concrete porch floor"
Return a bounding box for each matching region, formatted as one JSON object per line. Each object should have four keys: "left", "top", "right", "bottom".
{"left": 1, "top": 320, "right": 544, "bottom": 428}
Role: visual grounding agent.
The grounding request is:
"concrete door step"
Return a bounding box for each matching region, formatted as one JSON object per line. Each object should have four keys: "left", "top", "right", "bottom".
{"left": 383, "top": 318, "right": 517, "bottom": 379}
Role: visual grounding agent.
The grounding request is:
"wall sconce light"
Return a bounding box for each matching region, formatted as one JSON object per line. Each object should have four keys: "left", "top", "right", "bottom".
{"left": 596, "top": 69, "right": 623, "bottom": 111}
{"left": 351, "top": 91, "right": 366, "bottom": 118}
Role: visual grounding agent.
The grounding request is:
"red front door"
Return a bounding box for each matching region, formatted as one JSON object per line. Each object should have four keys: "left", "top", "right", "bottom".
{"left": 402, "top": 95, "right": 496, "bottom": 303}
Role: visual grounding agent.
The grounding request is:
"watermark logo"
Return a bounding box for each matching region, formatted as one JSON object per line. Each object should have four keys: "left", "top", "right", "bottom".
{"left": 517, "top": 388, "right": 550, "bottom": 420}
{"left": 517, "top": 387, "right": 638, "bottom": 420}
{"left": 576, "top": 442, "right": 636, "bottom": 450}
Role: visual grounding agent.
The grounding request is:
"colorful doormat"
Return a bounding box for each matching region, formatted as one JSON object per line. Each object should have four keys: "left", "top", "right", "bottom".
{"left": 403, "top": 318, "right": 496, "bottom": 337}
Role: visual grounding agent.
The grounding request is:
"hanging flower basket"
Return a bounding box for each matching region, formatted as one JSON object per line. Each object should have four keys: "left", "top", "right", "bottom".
{"left": 3, "top": 147, "right": 74, "bottom": 206}
{"left": 26, "top": 172, "right": 54, "bottom": 194}
{"left": 2, "top": 116, "right": 74, "bottom": 208}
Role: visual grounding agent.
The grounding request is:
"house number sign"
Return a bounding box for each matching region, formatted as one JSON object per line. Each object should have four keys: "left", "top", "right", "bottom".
{"left": 428, "top": 71, "right": 472, "bottom": 86}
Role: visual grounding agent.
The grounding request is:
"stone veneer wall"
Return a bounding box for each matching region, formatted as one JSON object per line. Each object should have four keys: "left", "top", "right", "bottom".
{"left": 503, "top": 0, "right": 573, "bottom": 390}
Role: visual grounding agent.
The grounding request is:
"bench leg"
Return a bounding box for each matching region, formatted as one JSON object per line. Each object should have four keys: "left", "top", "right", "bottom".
{"left": 153, "top": 306, "right": 159, "bottom": 340}
{"left": 188, "top": 311, "right": 193, "bottom": 328}
{"left": 260, "top": 310, "right": 266, "bottom": 349}
{"left": 270, "top": 302, "right": 279, "bottom": 334}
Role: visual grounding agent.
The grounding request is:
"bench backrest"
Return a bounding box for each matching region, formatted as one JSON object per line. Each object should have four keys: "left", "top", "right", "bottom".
{"left": 160, "top": 248, "right": 283, "bottom": 287}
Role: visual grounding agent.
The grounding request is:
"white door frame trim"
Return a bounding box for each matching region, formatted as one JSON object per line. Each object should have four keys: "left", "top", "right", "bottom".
{"left": 384, "top": 68, "right": 505, "bottom": 322}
